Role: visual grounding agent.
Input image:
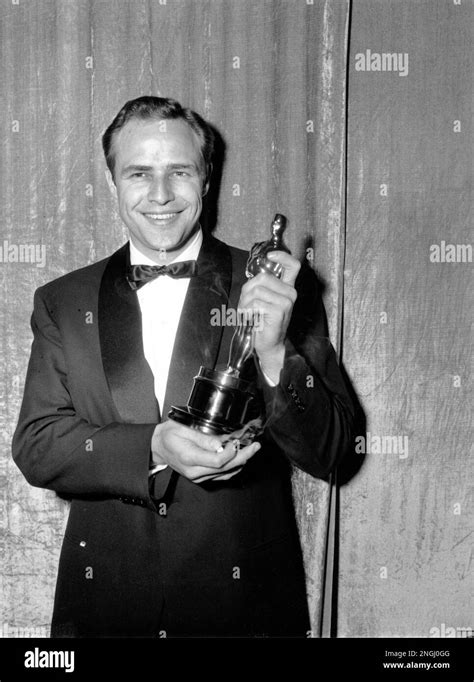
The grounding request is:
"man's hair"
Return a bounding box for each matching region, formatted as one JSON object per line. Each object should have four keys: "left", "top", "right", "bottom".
{"left": 102, "top": 96, "right": 214, "bottom": 181}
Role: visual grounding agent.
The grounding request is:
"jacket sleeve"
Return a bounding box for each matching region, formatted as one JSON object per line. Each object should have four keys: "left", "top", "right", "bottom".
{"left": 257, "top": 264, "right": 355, "bottom": 479}
{"left": 12, "top": 287, "right": 157, "bottom": 506}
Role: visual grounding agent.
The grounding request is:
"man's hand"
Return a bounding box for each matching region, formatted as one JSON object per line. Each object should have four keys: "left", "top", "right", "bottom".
{"left": 151, "top": 421, "right": 261, "bottom": 484}
{"left": 238, "top": 250, "right": 300, "bottom": 383}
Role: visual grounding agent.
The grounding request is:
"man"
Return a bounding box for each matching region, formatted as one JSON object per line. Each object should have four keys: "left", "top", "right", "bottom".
{"left": 12, "top": 96, "right": 354, "bottom": 638}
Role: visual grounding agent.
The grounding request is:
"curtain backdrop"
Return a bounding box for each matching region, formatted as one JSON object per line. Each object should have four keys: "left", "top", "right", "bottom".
{"left": 1, "top": 0, "right": 471, "bottom": 638}
{"left": 1, "top": 0, "right": 349, "bottom": 635}
{"left": 340, "top": 0, "right": 473, "bottom": 637}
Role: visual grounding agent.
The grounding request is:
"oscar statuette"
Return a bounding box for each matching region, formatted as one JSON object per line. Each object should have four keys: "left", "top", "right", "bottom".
{"left": 168, "top": 213, "right": 289, "bottom": 436}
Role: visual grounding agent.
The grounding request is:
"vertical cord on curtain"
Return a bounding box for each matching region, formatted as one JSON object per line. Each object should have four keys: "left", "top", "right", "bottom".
{"left": 319, "top": 0, "right": 353, "bottom": 639}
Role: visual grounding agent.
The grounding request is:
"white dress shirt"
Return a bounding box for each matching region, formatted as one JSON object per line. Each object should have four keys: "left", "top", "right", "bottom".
{"left": 129, "top": 228, "right": 203, "bottom": 474}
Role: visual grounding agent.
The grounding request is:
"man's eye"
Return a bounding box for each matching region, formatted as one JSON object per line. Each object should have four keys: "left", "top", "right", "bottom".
{"left": 131, "top": 172, "right": 148, "bottom": 178}
{"left": 172, "top": 171, "right": 190, "bottom": 177}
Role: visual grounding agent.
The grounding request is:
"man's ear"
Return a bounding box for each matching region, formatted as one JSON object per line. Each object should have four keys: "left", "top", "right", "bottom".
{"left": 105, "top": 169, "right": 117, "bottom": 198}
{"left": 202, "top": 163, "right": 212, "bottom": 197}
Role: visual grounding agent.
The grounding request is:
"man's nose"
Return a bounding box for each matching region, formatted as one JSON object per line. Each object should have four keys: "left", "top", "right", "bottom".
{"left": 148, "top": 176, "right": 175, "bottom": 204}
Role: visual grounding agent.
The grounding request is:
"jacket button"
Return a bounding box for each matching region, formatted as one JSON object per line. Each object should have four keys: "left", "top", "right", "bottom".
{"left": 79, "top": 541, "right": 86, "bottom": 548}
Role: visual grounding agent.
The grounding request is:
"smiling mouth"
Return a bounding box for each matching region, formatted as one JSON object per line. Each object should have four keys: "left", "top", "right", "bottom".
{"left": 143, "top": 212, "right": 181, "bottom": 222}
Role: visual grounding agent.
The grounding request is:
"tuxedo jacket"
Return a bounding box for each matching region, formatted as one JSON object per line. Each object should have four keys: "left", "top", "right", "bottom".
{"left": 12, "top": 233, "right": 354, "bottom": 638}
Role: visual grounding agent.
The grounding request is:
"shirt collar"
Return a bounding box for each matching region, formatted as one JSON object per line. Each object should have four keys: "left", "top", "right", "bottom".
{"left": 129, "top": 227, "right": 203, "bottom": 266}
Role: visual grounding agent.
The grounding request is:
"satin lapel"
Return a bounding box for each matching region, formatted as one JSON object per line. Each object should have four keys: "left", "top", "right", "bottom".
{"left": 98, "top": 243, "right": 159, "bottom": 423}
{"left": 161, "top": 235, "right": 233, "bottom": 419}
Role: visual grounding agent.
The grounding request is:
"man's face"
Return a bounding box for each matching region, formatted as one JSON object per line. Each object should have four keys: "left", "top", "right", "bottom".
{"left": 106, "top": 118, "right": 208, "bottom": 263}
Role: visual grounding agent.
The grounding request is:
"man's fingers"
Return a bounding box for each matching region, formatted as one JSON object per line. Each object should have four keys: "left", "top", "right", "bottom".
{"left": 211, "top": 440, "right": 261, "bottom": 471}
{"left": 189, "top": 441, "right": 261, "bottom": 481}
{"left": 177, "top": 436, "right": 257, "bottom": 470}
{"left": 161, "top": 419, "right": 261, "bottom": 480}
{"left": 238, "top": 297, "right": 291, "bottom": 326}
{"left": 173, "top": 422, "right": 224, "bottom": 452}
{"left": 179, "top": 441, "right": 239, "bottom": 469}
{"left": 240, "top": 271, "right": 297, "bottom": 299}
{"left": 266, "top": 251, "right": 301, "bottom": 285}
{"left": 240, "top": 289, "right": 291, "bottom": 312}
{"left": 238, "top": 278, "right": 296, "bottom": 331}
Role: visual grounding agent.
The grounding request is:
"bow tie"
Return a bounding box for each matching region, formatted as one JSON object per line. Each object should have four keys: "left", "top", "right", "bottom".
{"left": 126, "top": 261, "right": 198, "bottom": 290}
